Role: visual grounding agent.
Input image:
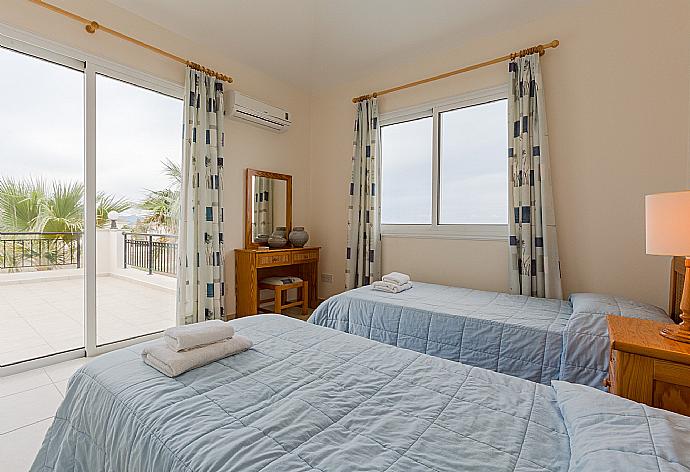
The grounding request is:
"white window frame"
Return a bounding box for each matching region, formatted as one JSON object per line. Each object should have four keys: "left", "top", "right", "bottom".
{"left": 380, "top": 85, "right": 509, "bottom": 241}
{"left": 0, "top": 22, "right": 183, "bottom": 372}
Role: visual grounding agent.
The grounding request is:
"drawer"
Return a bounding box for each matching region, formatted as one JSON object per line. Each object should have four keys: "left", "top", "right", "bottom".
{"left": 654, "top": 360, "right": 690, "bottom": 388}
{"left": 292, "top": 250, "right": 318, "bottom": 263}
{"left": 257, "top": 252, "right": 291, "bottom": 267}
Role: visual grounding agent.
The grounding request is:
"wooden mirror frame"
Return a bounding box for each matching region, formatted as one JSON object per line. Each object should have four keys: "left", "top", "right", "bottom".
{"left": 245, "top": 168, "right": 292, "bottom": 249}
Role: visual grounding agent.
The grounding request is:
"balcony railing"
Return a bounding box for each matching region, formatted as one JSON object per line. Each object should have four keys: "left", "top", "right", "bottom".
{"left": 123, "top": 232, "right": 178, "bottom": 276}
{"left": 0, "top": 232, "right": 81, "bottom": 270}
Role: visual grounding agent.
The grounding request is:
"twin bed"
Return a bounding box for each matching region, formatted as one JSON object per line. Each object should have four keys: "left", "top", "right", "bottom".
{"left": 31, "top": 315, "right": 690, "bottom": 471}
{"left": 308, "top": 282, "right": 671, "bottom": 388}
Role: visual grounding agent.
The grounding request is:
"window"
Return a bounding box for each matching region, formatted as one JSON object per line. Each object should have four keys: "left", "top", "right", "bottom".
{"left": 380, "top": 87, "right": 508, "bottom": 239}
{"left": 381, "top": 117, "right": 433, "bottom": 224}
{"left": 439, "top": 100, "right": 508, "bottom": 224}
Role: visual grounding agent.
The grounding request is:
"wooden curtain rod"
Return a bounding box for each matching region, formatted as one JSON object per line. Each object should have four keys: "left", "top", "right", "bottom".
{"left": 352, "top": 39, "right": 559, "bottom": 103}
{"left": 27, "top": 0, "right": 233, "bottom": 83}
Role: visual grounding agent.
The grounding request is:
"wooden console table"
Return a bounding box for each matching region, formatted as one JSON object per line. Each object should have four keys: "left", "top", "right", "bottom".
{"left": 235, "top": 247, "right": 320, "bottom": 316}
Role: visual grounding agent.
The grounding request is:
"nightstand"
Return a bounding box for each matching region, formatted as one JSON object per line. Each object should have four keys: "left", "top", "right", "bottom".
{"left": 607, "top": 315, "right": 690, "bottom": 415}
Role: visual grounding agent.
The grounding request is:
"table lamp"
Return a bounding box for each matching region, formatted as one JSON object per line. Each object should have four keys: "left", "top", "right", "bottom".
{"left": 646, "top": 190, "right": 690, "bottom": 343}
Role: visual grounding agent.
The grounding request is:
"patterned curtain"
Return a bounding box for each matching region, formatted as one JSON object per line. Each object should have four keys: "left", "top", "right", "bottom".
{"left": 345, "top": 98, "right": 381, "bottom": 289}
{"left": 508, "top": 53, "right": 562, "bottom": 299}
{"left": 253, "top": 176, "right": 273, "bottom": 238}
{"left": 176, "top": 68, "right": 226, "bottom": 325}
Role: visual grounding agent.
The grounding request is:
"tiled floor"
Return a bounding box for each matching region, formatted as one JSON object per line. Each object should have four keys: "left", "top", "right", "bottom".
{"left": 0, "top": 274, "right": 175, "bottom": 365}
{"left": 0, "top": 357, "right": 87, "bottom": 471}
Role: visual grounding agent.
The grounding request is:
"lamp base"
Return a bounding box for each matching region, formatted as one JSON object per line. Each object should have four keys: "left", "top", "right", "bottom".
{"left": 660, "top": 325, "right": 690, "bottom": 344}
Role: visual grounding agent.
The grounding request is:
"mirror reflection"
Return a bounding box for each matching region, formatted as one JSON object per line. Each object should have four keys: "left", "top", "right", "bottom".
{"left": 251, "top": 176, "right": 287, "bottom": 244}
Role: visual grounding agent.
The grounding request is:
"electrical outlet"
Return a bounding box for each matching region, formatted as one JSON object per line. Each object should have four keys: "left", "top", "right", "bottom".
{"left": 321, "top": 273, "right": 334, "bottom": 284}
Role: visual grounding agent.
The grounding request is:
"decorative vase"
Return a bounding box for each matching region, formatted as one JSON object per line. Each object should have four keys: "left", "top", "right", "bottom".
{"left": 288, "top": 227, "right": 309, "bottom": 248}
{"left": 267, "top": 227, "right": 287, "bottom": 248}
{"left": 255, "top": 234, "right": 269, "bottom": 245}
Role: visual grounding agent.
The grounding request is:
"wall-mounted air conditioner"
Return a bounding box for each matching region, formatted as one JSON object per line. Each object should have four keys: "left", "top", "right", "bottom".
{"left": 228, "top": 91, "right": 291, "bottom": 132}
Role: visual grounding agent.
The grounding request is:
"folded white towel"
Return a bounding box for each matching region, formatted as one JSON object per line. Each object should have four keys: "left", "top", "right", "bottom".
{"left": 381, "top": 272, "right": 411, "bottom": 285}
{"left": 373, "top": 280, "right": 413, "bottom": 293}
{"left": 142, "top": 335, "right": 252, "bottom": 377}
{"left": 164, "top": 320, "right": 235, "bottom": 352}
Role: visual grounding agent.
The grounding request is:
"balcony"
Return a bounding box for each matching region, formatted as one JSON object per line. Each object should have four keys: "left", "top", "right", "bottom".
{"left": 0, "top": 230, "right": 177, "bottom": 365}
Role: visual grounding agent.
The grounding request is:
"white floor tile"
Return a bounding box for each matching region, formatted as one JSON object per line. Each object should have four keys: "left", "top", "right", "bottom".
{"left": 0, "top": 417, "right": 53, "bottom": 472}
{"left": 0, "top": 368, "right": 52, "bottom": 398}
{"left": 0, "top": 384, "right": 62, "bottom": 434}
{"left": 53, "top": 380, "right": 68, "bottom": 398}
{"left": 43, "top": 358, "right": 87, "bottom": 383}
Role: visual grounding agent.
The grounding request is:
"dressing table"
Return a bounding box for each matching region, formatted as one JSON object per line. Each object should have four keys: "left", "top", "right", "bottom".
{"left": 235, "top": 169, "right": 320, "bottom": 317}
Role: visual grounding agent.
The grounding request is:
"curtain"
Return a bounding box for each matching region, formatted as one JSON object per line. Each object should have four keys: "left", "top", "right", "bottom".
{"left": 177, "top": 67, "right": 226, "bottom": 325}
{"left": 345, "top": 98, "right": 381, "bottom": 289}
{"left": 253, "top": 176, "right": 273, "bottom": 238}
{"left": 508, "top": 53, "right": 562, "bottom": 299}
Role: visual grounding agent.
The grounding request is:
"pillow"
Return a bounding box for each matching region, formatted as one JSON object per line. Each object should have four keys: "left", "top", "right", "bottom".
{"left": 569, "top": 293, "right": 669, "bottom": 322}
{"left": 552, "top": 380, "right": 690, "bottom": 471}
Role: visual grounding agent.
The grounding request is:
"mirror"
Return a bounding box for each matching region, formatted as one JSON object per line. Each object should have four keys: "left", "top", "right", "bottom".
{"left": 245, "top": 169, "right": 292, "bottom": 248}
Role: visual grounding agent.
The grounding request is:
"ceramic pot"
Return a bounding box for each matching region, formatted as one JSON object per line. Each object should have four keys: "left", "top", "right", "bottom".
{"left": 288, "top": 227, "right": 309, "bottom": 248}
{"left": 268, "top": 227, "right": 287, "bottom": 248}
{"left": 255, "top": 234, "right": 269, "bottom": 245}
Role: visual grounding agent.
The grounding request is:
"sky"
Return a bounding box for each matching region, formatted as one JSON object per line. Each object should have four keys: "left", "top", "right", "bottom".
{"left": 381, "top": 99, "right": 508, "bottom": 225}
{"left": 0, "top": 46, "right": 182, "bottom": 217}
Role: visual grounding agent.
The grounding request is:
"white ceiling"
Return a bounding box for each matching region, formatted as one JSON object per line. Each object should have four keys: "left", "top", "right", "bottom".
{"left": 104, "top": 0, "right": 582, "bottom": 90}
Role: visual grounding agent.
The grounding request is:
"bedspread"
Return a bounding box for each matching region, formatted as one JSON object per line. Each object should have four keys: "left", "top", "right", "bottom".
{"left": 32, "top": 315, "right": 571, "bottom": 472}
{"left": 308, "top": 283, "right": 669, "bottom": 387}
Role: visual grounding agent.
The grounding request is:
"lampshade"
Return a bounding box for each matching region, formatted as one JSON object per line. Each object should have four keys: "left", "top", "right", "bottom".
{"left": 646, "top": 191, "right": 690, "bottom": 256}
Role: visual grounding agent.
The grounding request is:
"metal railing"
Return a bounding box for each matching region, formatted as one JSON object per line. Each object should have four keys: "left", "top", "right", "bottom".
{"left": 0, "top": 232, "right": 82, "bottom": 270}
{"left": 123, "top": 232, "right": 178, "bottom": 276}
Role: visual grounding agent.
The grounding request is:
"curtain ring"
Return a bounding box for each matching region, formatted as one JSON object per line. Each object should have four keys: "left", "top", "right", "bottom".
{"left": 85, "top": 21, "right": 99, "bottom": 34}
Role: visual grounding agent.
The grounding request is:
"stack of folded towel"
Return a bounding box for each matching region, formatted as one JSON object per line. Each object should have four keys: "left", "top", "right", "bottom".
{"left": 373, "top": 272, "right": 413, "bottom": 293}
{"left": 141, "top": 320, "right": 252, "bottom": 377}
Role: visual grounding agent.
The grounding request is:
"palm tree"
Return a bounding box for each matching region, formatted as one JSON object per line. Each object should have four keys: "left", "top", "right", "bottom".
{"left": 140, "top": 158, "right": 181, "bottom": 233}
{"left": 96, "top": 192, "right": 131, "bottom": 228}
{"left": 39, "top": 182, "right": 84, "bottom": 234}
{"left": 0, "top": 178, "right": 132, "bottom": 233}
{"left": 140, "top": 188, "right": 178, "bottom": 232}
{"left": 162, "top": 157, "right": 181, "bottom": 185}
{"left": 0, "top": 177, "right": 131, "bottom": 269}
{"left": 0, "top": 178, "right": 46, "bottom": 233}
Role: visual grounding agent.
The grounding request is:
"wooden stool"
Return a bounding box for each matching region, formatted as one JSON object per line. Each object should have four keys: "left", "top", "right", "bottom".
{"left": 258, "top": 276, "right": 308, "bottom": 316}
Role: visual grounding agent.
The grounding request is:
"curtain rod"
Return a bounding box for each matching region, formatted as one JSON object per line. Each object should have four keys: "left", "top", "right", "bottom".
{"left": 352, "top": 39, "right": 559, "bottom": 103}
{"left": 27, "top": 0, "right": 233, "bottom": 83}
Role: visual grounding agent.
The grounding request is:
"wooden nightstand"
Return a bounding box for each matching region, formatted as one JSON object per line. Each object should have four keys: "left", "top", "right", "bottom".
{"left": 607, "top": 315, "right": 690, "bottom": 415}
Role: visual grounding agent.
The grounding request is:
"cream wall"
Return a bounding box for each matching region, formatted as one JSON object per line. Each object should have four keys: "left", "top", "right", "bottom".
{"left": 0, "top": 0, "right": 312, "bottom": 313}
{"left": 309, "top": 0, "right": 690, "bottom": 309}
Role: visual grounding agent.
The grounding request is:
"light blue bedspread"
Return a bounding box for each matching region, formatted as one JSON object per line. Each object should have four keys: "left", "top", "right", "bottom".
{"left": 32, "top": 315, "right": 571, "bottom": 471}
{"left": 308, "top": 283, "right": 670, "bottom": 387}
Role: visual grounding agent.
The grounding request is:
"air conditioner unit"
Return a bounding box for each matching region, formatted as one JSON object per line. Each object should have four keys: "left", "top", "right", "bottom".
{"left": 228, "top": 91, "right": 291, "bottom": 132}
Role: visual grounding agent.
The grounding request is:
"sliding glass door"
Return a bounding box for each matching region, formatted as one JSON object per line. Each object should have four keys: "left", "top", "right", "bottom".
{"left": 0, "top": 42, "right": 85, "bottom": 366}
{"left": 0, "top": 30, "right": 183, "bottom": 369}
{"left": 94, "top": 74, "right": 182, "bottom": 346}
